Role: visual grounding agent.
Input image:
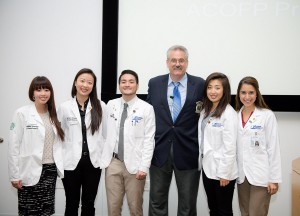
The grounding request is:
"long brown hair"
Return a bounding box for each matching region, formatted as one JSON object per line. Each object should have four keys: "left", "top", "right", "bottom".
{"left": 28, "top": 76, "right": 65, "bottom": 141}
{"left": 202, "top": 72, "right": 231, "bottom": 118}
{"left": 71, "top": 68, "right": 102, "bottom": 135}
{"left": 235, "top": 76, "right": 269, "bottom": 111}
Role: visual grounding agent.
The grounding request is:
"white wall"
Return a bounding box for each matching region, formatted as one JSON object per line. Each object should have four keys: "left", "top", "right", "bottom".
{"left": 0, "top": 1, "right": 300, "bottom": 216}
{"left": 0, "top": 0, "right": 105, "bottom": 215}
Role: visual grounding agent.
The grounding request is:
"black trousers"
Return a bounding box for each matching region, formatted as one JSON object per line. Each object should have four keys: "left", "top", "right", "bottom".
{"left": 202, "top": 170, "right": 236, "bottom": 216}
{"left": 149, "top": 147, "right": 201, "bottom": 216}
{"left": 62, "top": 153, "right": 101, "bottom": 216}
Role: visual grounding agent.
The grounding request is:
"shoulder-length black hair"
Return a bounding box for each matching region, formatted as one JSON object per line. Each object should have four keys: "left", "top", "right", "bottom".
{"left": 71, "top": 68, "right": 102, "bottom": 135}
{"left": 235, "top": 76, "right": 269, "bottom": 111}
{"left": 202, "top": 72, "right": 231, "bottom": 118}
{"left": 28, "top": 76, "right": 64, "bottom": 141}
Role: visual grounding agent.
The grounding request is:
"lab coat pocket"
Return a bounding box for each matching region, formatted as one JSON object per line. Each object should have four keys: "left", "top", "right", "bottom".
{"left": 210, "top": 121, "right": 224, "bottom": 140}
{"left": 25, "top": 120, "right": 44, "bottom": 143}
{"left": 25, "top": 120, "right": 39, "bottom": 130}
{"left": 19, "top": 155, "right": 34, "bottom": 185}
{"left": 129, "top": 116, "right": 144, "bottom": 138}
{"left": 213, "top": 152, "right": 222, "bottom": 159}
{"left": 134, "top": 142, "right": 142, "bottom": 158}
{"left": 66, "top": 117, "right": 79, "bottom": 127}
{"left": 251, "top": 131, "right": 266, "bottom": 153}
{"left": 62, "top": 142, "right": 74, "bottom": 168}
{"left": 211, "top": 152, "right": 221, "bottom": 174}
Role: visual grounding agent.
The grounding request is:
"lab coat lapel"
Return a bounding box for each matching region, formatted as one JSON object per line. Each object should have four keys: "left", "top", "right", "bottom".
{"left": 110, "top": 100, "right": 121, "bottom": 128}
{"left": 30, "top": 105, "right": 43, "bottom": 125}
{"left": 71, "top": 98, "right": 82, "bottom": 127}
{"left": 128, "top": 100, "right": 139, "bottom": 118}
{"left": 85, "top": 100, "right": 92, "bottom": 126}
{"left": 241, "top": 107, "right": 258, "bottom": 131}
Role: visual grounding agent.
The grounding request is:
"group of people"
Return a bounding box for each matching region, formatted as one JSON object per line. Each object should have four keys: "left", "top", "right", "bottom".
{"left": 8, "top": 45, "right": 281, "bottom": 216}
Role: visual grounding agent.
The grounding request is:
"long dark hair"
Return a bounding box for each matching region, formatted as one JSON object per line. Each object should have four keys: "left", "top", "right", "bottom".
{"left": 28, "top": 76, "right": 65, "bottom": 141}
{"left": 202, "top": 72, "right": 231, "bottom": 118}
{"left": 71, "top": 68, "right": 102, "bottom": 135}
{"left": 235, "top": 76, "right": 269, "bottom": 111}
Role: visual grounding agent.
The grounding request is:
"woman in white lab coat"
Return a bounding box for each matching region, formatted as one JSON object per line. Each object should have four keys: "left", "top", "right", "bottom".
{"left": 235, "top": 76, "right": 282, "bottom": 216}
{"left": 8, "top": 76, "right": 65, "bottom": 216}
{"left": 57, "top": 68, "right": 107, "bottom": 216}
{"left": 198, "top": 72, "right": 238, "bottom": 216}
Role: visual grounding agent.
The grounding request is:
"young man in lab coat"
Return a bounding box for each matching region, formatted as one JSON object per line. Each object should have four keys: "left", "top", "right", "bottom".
{"left": 101, "top": 70, "right": 156, "bottom": 216}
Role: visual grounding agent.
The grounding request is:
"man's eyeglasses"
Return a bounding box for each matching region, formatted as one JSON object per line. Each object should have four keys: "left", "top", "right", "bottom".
{"left": 169, "top": 58, "right": 186, "bottom": 64}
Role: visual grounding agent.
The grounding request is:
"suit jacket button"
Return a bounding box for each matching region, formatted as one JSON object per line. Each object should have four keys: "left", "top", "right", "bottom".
{"left": 172, "top": 126, "right": 175, "bottom": 128}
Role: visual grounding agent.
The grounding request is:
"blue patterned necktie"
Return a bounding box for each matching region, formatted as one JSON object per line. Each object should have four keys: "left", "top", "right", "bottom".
{"left": 172, "top": 82, "right": 181, "bottom": 122}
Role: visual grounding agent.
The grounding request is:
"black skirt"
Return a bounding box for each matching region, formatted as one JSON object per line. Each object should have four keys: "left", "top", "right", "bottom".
{"left": 18, "top": 163, "right": 57, "bottom": 216}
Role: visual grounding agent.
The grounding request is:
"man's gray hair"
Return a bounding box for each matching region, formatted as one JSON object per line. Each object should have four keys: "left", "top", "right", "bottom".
{"left": 167, "top": 45, "right": 189, "bottom": 60}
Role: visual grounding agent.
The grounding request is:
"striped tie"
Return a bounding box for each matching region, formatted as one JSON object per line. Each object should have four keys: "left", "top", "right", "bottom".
{"left": 172, "top": 82, "right": 181, "bottom": 122}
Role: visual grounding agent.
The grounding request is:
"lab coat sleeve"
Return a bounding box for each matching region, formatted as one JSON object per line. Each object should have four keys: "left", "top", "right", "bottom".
{"left": 265, "top": 111, "right": 282, "bottom": 183}
{"left": 217, "top": 108, "right": 238, "bottom": 179}
{"left": 8, "top": 110, "right": 24, "bottom": 182}
{"left": 138, "top": 106, "right": 156, "bottom": 174}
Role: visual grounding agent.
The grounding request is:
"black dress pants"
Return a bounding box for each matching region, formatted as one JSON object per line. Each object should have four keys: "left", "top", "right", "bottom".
{"left": 149, "top": 147, "right": 201, "bottom": 216}
{"left": 202, "top": 170, "right": 236, "bottom": 216}
{"left": 62, "top": 153, "right": 101, "bottom": 216}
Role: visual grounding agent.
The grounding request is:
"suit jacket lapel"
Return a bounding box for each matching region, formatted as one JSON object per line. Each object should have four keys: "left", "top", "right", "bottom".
{"left": 176, "top": 74, "right": 196, "bottom": 121}
{"left": 160, "top": 75, "right": 173, "bottom": 121}
{"left": 184, "top": 74, "right": 196, "bottom": 109}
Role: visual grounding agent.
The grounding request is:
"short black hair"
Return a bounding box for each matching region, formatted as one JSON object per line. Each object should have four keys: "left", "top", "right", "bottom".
{"left": 118, "top": 70, "right": 139, "bottom": 84}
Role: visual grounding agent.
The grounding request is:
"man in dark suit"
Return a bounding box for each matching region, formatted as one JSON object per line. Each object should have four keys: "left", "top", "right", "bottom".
{"left": 147, "top": 45, "right": 205, "bottom": 216}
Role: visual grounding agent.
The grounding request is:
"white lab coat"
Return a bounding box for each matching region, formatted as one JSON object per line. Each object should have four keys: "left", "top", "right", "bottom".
{"left": 57, "top": 97, "right": 107, "bottom": 170}
{"left": 198, "top": 104, "right": 238, "bottom": 180}
{"left": 8, "top": 104, "right": 64, "bottom": 186}
{"left": 237, "top": 107, "right": 282, "bottom": 187}
{"left": 100, "top": 96, "right": 155, "bottom": 174}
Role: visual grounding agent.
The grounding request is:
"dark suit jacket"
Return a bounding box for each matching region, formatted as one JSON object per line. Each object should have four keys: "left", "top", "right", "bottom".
{"left": 147, "top": 73, "right": 205, "bottom": 170}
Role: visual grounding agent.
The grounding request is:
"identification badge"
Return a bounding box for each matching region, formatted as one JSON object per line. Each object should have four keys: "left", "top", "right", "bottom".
{"left": 67, "top": 117, "right": 78, "bottom": 125}
{"left": 251, "top": 132, "right": 260, "bottom": 147}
